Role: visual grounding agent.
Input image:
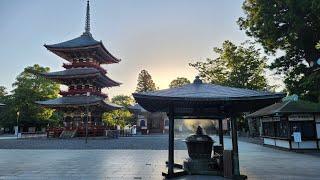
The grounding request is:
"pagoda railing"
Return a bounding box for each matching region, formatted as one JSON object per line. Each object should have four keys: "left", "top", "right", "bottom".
{"left": 60, "top": 89, "right": 108, "bottom": 98}
{"left": 63, "top": 62, "right": 107, "bottom": 74}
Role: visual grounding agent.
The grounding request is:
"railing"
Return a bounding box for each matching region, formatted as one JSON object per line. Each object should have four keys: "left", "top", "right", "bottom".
{"left": 63, "top": 62, "right": 107, "bottom": 74}
{"left": 59, "top": 89, "right": 108, "bottom": 98}
{"left": 47, "top": 126, "right": 134, "bottom": 138}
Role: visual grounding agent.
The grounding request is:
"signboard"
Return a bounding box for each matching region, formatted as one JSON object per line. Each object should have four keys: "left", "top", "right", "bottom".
{"left": 288, "top": 114, "right": 313, "bottom": 121}
{"left": 261, "top": 117, "right": 280, "bottom": 122}
{"left": 14, "top": 126, "right": 18, "bottom": 136}
{"left": 293, "top": 132, "right": 302, "bottom": 143}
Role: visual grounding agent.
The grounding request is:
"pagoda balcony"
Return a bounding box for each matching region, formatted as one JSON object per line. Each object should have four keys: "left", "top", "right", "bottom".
{"left": 63, "top": 62, "right": 107, "bottom": 74}
{"left": 60, "top": 89, "right": 108, "bottom": 98}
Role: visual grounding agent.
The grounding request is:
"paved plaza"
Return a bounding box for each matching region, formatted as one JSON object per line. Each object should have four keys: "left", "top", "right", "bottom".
{"left": 0, "top": 136, "right": 319, "bottom": 179}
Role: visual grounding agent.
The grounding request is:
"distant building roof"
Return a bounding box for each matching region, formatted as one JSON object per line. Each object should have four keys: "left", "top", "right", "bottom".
{"left": 128, "top": 103, "right": 147, "bottom": 113}
{"left": 246, "top": 100, "right": 320, "bottom": 118}
{"left": 40, "top": 67, "right": 121, "bottom": 87}
{"left": 0, "top": 103, "right": 5, "bottom": 106}
{"left": 36, "top": 95, "right": 122, "bottom": 110}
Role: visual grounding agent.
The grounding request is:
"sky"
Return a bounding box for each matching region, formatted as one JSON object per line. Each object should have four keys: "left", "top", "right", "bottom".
{"left": 0, "top": 0, "right": 283, "bottom": 98}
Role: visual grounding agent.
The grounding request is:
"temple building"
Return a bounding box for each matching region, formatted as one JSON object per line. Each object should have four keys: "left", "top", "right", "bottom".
{"left": 36, "top": 1, "right": 122, "bottom": 137}
{"left": 246, "top": 98, "right": 320, "bottom": 150}
{"left": 129, "top": 104, "right": 169, "bottom": 134}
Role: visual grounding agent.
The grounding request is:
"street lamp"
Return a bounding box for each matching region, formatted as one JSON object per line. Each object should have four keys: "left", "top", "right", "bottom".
{"left": 85, "top": 92, "right": 90, "bottom": 144}
{"left": 16, "top": 111, "right": 20, "bottom": 139}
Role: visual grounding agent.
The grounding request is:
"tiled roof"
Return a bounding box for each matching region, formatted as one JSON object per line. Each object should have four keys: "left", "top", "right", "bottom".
{"left": 36, "top": 95, "right": 122, "bottom": 110}
{"left": 41, "top": 67, "right": 121, "bottom": 87}
{"left": 44, "top": 33, "right": 120, "bottom": 64}
{"left": 128, "top": 103, "right": 147, "bottom": 112}
{"left": 134, "top": 80, "right": 284, "bottom": 101}
{"left": 133, "top": 76, "right": 285, "bottom": 114}
{"left": 246, "top": 100, "right": 320, "bottom": 118}
{"left": 44, "top": 33, "right": 100, "bottom": 49}
{"left": 42, "top": 67, "right": 99, "bottom": 77}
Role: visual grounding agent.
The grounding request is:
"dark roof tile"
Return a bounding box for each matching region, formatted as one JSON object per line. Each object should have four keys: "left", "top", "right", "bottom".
{"left": 44, "top": 33, "right": 100, "bottom": 49}
{"left": 36, "top": 95, "right": 122, "bottom": 110}
{"left": 246, "top": 100, "right": 320, "bottom": 118}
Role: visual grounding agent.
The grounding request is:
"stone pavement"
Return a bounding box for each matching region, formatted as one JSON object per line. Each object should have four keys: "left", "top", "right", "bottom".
{"left": 0, "top": 136, "right": 319, "bottom": 179}
{"left": 0, "top": 135, "right": 187, "bottom": 150}
{"left": 0, "top": 150, "right": 225, "bottom": 180}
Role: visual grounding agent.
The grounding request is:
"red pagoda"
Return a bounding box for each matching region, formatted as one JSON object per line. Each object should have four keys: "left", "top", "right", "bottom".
{"left": 37, "top": 1, "right": 122, "bottom": 137}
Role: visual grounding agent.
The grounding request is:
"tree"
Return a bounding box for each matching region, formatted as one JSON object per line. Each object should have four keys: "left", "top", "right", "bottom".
{"left": 0, "top": 86, "right": 7, "bottom": 97}
{"left": 110, "top": 95, "right": 134, "bottom": 108}
{"left": 0, "top": 64, "right": 60, "bottom": 129}
{"left": 102, "top": 95, "right": 135, "bottom": 127}
{"left": 136, "top": 70, "right": 157, "bottom": 92}
{"left": 238, "top": 0, "right": 320, "bottom": 102}
{"left": 190, "top": 40, "right": 268, "bottom": 90}
{"left": 169, "top": 77, "right": 190, "bottom": 88}
{"left": 102, "top": 109, "right": 133, "bottom": 128}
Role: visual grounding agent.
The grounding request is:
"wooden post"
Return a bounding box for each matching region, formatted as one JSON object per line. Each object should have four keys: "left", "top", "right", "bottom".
{"left": 231, "top": 116, "right": 240, "bottom": 176}
{"left": 168, "top": 104, "right": 175, "bottom": 176}
{"left": 219, "top": 118, "right": 224, "bottom": 147}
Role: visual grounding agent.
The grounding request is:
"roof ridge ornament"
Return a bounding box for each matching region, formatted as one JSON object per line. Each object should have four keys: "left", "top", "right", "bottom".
{"left": 84, "top": 0, "right": 91, "bottom": 36}
{"left": 193, "top": 76, "right": 203, "bottom": 84}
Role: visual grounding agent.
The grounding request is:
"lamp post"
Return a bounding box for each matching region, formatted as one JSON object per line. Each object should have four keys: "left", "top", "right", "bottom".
{"left": 85, "top": 92, "right": 90, "bottom": 144}
{"left": 16, "top": 111, "right": 20, "bottom": 139}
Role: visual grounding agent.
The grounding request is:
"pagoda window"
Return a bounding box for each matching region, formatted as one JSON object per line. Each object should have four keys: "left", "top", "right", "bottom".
{"left": 85, "top": 85, "right": 90, "bottom": 89}
{"left": 76, "top": 85, "right": 82, "bottom": 90}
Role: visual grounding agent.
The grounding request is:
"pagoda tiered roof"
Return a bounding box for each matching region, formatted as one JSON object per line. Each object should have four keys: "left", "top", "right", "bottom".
{"left": 44, "top": 32, "right": 120, "bottom": 64}
{"left": 36, "top": 95, "right": 122, "bottom": 110}
{"left": 40, "top": 67, "right": 121, "bottom": 87}
{"left": 45, "top": 32, "right": 100, "bottom": 49}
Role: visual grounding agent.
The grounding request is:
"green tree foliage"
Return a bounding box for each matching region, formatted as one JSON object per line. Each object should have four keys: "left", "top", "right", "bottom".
{"left": 190, "top": 40, "right": 268, "bottom": 90}
{"left": 136, "top": 70, "right": 157, "bottom": 92}
{"left": 0, "top": 64, "right": 60, "bottom": 129}
{"left": 238, "top": 0, "right": 320, "bottom": 102}
{"left": 0, "top": 86, "right": 7, "bottom": 97}
{"left": 169, "top": 77, "right": 190, "bottom": 88}
{"left": 102, "top": 95, "right": 134, "bottom": 127}
{"left": 102, "top": 109, "right": 133, "bottom": 127}
{"left": 110, "top": 95, "right": 134, "bottom": 108}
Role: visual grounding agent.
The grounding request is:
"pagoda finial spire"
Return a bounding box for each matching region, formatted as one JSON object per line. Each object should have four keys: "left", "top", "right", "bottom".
{"left": 85, "top": 0, "right": 91, "bottom": 34}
